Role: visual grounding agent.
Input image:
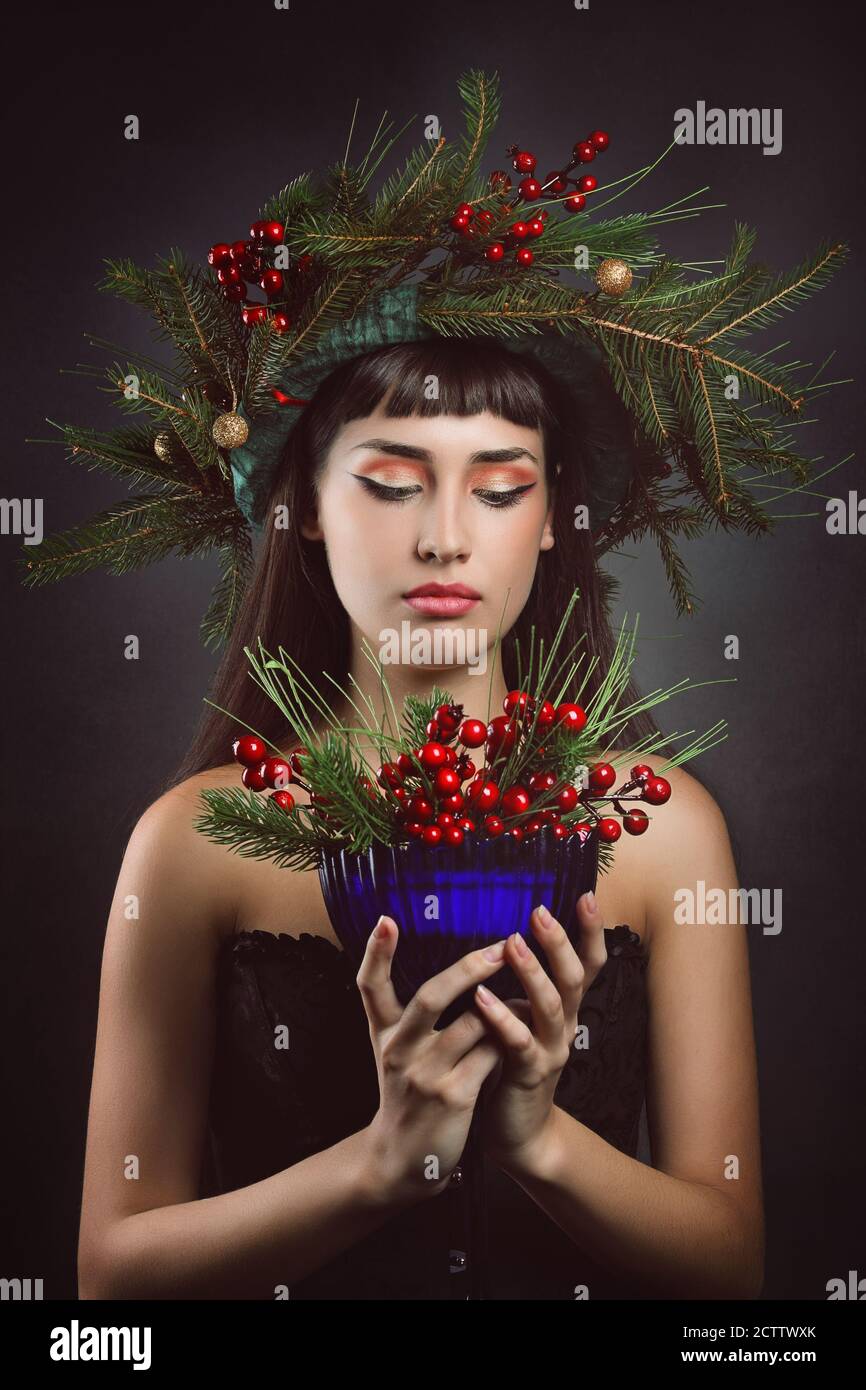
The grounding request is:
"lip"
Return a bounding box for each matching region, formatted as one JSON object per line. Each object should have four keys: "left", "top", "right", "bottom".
{"left": 402, "top": 582, "right": 482, "bottom": 617}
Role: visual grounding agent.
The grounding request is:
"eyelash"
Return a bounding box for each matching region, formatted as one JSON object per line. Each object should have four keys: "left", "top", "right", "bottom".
{"left": 356, "top": 477, "right": 535, "bottom": 510}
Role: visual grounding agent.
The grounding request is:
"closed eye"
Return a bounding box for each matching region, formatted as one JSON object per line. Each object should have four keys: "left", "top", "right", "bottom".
{"left": 353, "top": 476, "right": 537, "bottom": 509}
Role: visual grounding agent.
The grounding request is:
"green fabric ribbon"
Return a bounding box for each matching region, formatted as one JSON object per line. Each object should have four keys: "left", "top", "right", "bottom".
{"left": 230, "top": 280, "right": 642, "bottom": 530}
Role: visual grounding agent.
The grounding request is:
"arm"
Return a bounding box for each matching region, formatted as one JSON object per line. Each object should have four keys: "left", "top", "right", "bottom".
{"left": 495, "top": 769, "right": 765, "bottom": 1299}
{"left": 77, "top": 779, "right": 405, "bottom": 1301}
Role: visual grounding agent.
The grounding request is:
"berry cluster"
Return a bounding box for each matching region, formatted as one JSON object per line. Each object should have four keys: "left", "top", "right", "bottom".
{"left": 207, "top": 220, "right": 315, "bottom": 335}
{"left": 231, "top": 686, "right": 672, "bottom": 850}
{"left": 447, "top": 129, "right": 610, "bottom": 270}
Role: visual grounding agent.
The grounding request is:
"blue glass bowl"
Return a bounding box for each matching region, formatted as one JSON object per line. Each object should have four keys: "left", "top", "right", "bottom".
{"left": 317, "top": 825, "right": 598, "bottom": 1028}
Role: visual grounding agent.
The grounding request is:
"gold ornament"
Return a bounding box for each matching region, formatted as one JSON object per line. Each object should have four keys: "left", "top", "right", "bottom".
{"left": 212, "top": 412, "right": 249, "bottom": 450}
{"left": 595, "top": 258, "right": 633, "bottom": 297}
{"left": 153, "top": 430, "right": 173, "bottom": 461}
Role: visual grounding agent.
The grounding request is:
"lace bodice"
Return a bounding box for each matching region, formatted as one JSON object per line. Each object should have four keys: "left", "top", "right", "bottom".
{"left": 199, "top": 924, "right": 649, "bottom": 1299}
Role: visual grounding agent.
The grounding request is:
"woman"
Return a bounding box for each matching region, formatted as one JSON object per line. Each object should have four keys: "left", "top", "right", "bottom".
{"left": 76, "top": 337, "right": 764, "bottom": 1300}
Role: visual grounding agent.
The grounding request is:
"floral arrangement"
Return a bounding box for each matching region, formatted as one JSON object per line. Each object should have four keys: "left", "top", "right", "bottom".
{"left": 194, "top": 587, "right": 728, "bottom": 874}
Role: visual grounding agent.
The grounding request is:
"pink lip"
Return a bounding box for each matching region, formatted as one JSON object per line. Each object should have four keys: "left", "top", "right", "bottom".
{"left": 402, "top": 582, "right": 482, "bottom": 617}
{"left": 404, "top": 594, "right": 480, "bottom": 616}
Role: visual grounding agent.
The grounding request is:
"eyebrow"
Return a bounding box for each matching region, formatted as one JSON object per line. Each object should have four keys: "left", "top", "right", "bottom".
{"left": 350, "top": 439, "right": 540, "bottom": 466}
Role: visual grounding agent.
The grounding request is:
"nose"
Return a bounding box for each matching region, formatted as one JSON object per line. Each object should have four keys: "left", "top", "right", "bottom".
{"left": 416, "top": 489, "right": 472, "bottom": 564}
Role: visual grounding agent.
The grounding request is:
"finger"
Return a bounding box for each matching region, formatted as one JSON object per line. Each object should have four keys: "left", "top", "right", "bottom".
{"left": 473, "top": 979, "right": 538, "bottom": 1061}
{"left": 428, "top": 1005, "right": 491, "bottom": 1068}
{"left": 572, "top": 891, "right": 609, "bottom": 987}
{"left": 500, "top": 917, "right": 570, "bottom": 1050}
{"left": 525, "top": 904, "right": 585, "bottom": 1031}
{"left": 393, "top": 939, "right": 510, "bottom": 1051}
{"left": 446, "top": 1034, "right": 504, "bottom": 1106}
{"left": 355, "top": 915, "right": 403, "bottom": 1032}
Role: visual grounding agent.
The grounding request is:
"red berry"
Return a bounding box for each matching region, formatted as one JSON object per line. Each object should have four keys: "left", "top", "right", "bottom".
{"left": 434, "top": 767, "right": 461, "bottom": 796}
{"left": 526, "top": 218, "right": 545, "bottom": 237}
{"left": 242, "top": 304, "right": 268, "bottom": 326}
{"left": 597, "top": 817, "right": 622, "bottom": 842}
{"left": 458, "top": 718, "right": 487, "bottom": 748}
{"left": 270, "top": 789, "right": 295, "bottom": 811}
{"left": 630, "top": 764, "right": 654, "bottom": 782}
{"left": 516, "top": 247, "right": 534, "bottom": 267}
{"left": 554, "top": 703, "right": 587, "bottom": 734}
{"left": 261, "top": 756, "right": 292, "bottom": 790}
{"left": 528, "top": 770, "right": 557, "bottom": 799}
{"left": 261, "top": 220, "right": 285, "bottom": 244}
{"left": 510, "top": 220, "right": 530, "bottom": 239}
{"left": 233, "top": 734, "right": 266, "bottom": 767}
{"left": 500, "top": 786, "right": 531, "bottom": 818}
{"left": 378, "top": 762, "right": 403, "bottom": 789}
{"left": 485, "top": 243, "right": 505, "bottom": 262}
{"left": 508, "top": 827, "right": 525, "bottom": 842}
{"left": 439, "top": 792, "right": 465, "bottom": 814}
{"left": 444, "top": 826, "right": 464, "bottom": 847}
{"left": 405, "top": 821, "right": 424, "bottom": 839}
{"left": 249, "top": 221, "right": 267, "bottom": 242}
{"left": 504, "top": 690, "right": 535, "bottom": 718}
{"left": 588, "top": 762, "right": 617, "bottom": 793}
{"left": 574, "top": 141, "right": 596, "bottom": 163}
{"left": 577, "top": 174, "right": 598, "bottom": 193}
{"left": 422, "top": 825, "right": 443, "bottom": 845}
{"left": 260, "top": 269, "right": 284, "bottom": 297}
{"left": 467, "top": 778, "right": 500, "bottom": 812}
{"left": 486, "top": 715, "right": 519, "bottom": 758}
{"left": 455, "top": 202, "right": 474, "bottom": 219}
{"left": 573, "top": 820, "right": 595, "bottom": 839}
{"left": 418, "top": 742, "right": 449, "bottom": 769}
{"left": 556, "top": 784, "right": 579, "bottom": 812}
{"left": 623, "top": 809, "right": 650, "bottom": 835}
{"left": 552, "top": 822, "right": 569, "bottom": 839}
{"left": 513, "top": 150, "right": 537, "bottom": 173}
{"left": 435, "top": 703, "right": 463, "bottom": 735}
{"left": 217, "top": 264, "right": 243, "bottom": 286}
{"left": 450, "top": 213, "right": 471, "bottom": 232}
{"left": 425, "top": 718, "right": 441, "bottom": 740}
{"left": 436, "top": 813, "right": 455, "bottom": 828}
{"left": 484, "top": 815, "right": 505, "bottom": 837}
{"left": 289, "top": 746, "right": 311, "bottom": 778}
{"left": 589, "top": 130, "right": 610, "bottom": 152}
{"left": 242, "top": 762, "right": 268, "bottom": 792}
{"left": 642, "top": 776, "right": 672, "bottom": 806}
{"left": 208, "top": 242, "right": 232, "bottom": 268}
{"left": 563, "top": 193, "right": 586, "bottom": 213}
{"left": 457, "top": 816, "right": 476, "bottom": 833}
{"left": 397, "top": 752, "right": 417, "bottom": 776}
{"left": 518, "top": 177, "right": 542, "bottom": 200}
{"left": 524, "top": 817, "right": 543, "bottom": 835}
{"left": 455, "top": 757, "right": 476, "bottom": 782}
{"left": 535, "top": 700, "right": 556, "bottom": 727}
{"left": 409, "top": 795, "right": 434, "bottom": 822}
{"left": 272, "top": 312, "right": 292, "bottom": 333}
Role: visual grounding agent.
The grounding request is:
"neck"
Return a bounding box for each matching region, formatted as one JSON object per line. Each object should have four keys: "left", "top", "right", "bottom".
{"left": 325, "top": 629, "right": 509, "bottom": 773}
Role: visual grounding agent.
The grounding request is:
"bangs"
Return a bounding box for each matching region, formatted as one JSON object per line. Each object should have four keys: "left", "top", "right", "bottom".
{"left": 329, "top": 337, "right": 560, "bottom": 434}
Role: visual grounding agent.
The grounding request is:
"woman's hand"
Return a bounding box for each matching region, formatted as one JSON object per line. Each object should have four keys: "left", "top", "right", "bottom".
{"left": 473, "top": 891, "right": 608, "bottom": 1177}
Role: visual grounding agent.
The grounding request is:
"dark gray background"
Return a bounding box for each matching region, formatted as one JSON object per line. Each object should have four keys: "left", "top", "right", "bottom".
{"left": 2, "top": 0, "right": 862, "bottom": 1300}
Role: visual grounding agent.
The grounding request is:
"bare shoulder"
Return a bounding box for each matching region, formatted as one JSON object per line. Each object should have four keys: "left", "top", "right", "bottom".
{"left": 127, "top": 762, "right": 248, "bottom": 948}
{"left": 621, "top": 762, "right": 734, "bottom": 954}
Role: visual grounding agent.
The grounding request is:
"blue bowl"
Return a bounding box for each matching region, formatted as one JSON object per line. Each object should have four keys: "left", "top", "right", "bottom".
{"left": 317, "top": 824, "right": 598, "bottom": 1028}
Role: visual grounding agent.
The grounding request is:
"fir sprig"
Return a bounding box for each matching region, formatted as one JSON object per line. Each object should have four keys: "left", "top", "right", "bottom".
{"left": 194, "top": 584, "right": 732, "bottom": 877}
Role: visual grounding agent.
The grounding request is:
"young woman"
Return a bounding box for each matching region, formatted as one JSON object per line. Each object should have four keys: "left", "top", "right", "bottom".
{"left": 76, "top": 337, "right": 764, "bottom": 1300}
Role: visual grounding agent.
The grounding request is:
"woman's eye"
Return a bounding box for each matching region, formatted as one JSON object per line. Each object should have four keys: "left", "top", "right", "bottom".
{"left": 355, "top": 477, "right": 422, "bottom": 503}
{"left": 474, "top": 484, "right": 536, "bottom": 510}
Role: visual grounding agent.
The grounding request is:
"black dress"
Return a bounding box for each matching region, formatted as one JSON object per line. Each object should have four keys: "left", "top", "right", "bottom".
{"left": 199, "top": 924, "right": 650, "bottom": 1299}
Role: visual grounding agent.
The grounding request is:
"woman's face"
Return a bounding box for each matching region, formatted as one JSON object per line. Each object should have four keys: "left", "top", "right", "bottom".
{"left": 300, "top": 396, "right": 555, "bottom": 665}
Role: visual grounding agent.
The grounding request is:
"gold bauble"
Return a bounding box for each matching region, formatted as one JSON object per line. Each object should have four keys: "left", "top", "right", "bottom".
{"left": 153, "top": 430, "right": 173, "bottom": 461}
{"left": 212, "top": 412, "right": 249, "bottom": 450}
{"left": 595, "top": 258, "right": 633, "bottom": 297}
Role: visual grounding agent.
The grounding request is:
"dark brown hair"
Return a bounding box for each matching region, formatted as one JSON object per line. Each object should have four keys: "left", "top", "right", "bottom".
{"left": 160, "top": 336, "right": 674, "bottom": 795}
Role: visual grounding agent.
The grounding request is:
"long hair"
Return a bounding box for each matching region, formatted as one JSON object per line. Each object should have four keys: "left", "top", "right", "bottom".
{"left": 160, "top": 337, "right": 676, "bottom": 796}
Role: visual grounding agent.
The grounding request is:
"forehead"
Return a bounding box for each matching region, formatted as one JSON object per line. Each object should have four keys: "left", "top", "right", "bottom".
{"left": 331, "top": 401, "right": 545, "bottom": 461}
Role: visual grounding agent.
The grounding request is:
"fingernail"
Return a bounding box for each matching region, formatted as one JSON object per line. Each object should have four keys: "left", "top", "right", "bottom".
{"left": 536, "top": 904, "right": 552, "bottom": 925}
{"left": 373, "top": 916, "right": 388, "bottom": 939}
{"left": 584, "top": 891, "right": 597, "bottom": 913}
{"left": 483, "top": 939, "right": 507, "bottom": 961}
{"left": 476, "top": 983, "right": 493, "bottom": 1003}
{"left": 513, "top": 931, "right": 530, "bottom": 956}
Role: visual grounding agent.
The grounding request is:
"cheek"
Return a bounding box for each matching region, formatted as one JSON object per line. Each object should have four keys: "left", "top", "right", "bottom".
{"left": 317, "top": 487, "right": 402, "bottom": 589}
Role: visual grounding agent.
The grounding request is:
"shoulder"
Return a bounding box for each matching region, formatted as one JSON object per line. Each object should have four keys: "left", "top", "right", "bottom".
{"left": 120, "top": 763, "right": 246, "bottom": 947}
{"left": 623, "top": 762, "right": 735, "bottom": 953}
